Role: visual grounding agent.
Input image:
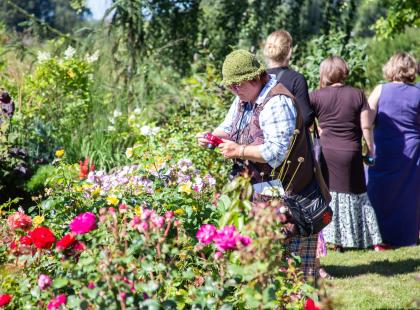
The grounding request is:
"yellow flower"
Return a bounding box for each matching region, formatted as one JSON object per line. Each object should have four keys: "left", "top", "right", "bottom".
{"left": 55, "top": 149, "right": 65, "bottom": 158}
{"left": 33, "top": 215, "right": 44, "bottom": 226}
{"left": 91, "top": 187, "right": 101, "bottom": 198}
{"left": 174, "top": 208, "right": 185, "bottom": 215}
{"left": 67, "top": 69, "right": 76, "bottom": 78}
{"left": 192, "top": 205, "right": 198, "bottom": 212}
{"left": 178, "top": 181, "right": 192, "bottom": 195}
{"left": 82, "top": 183, "right": 93, "bottom": 190}
{"left": 134, "top": 205, "right": 142, "bottom": 216}
{"left": 126, "top": 147, "right": 133, "bottom": 158}
{"left": 106, "top": 195, "right": 119, "bottom": 206}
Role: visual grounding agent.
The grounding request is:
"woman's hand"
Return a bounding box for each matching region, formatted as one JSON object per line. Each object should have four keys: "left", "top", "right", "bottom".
{"left": 219, "top": 139, "right": 240, "bottom": 158}
{"left": 196, "top": 132, "right": 210, "bottom": 148}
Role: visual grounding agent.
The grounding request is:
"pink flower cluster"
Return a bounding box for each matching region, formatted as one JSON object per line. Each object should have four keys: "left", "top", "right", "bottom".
{"left": 38, "top": 274, "right": 53, "bottom": 290}
{"left": 70, "top": 212, "right": 97, "bottom": 234}
{"left": 129, "top": 208, "right": 174, "bottom": 233}
{"left": 196, "top": 224, "right": 252, "bottom": 252}
{"left": 47, "top": 294, "right": 67, "bottom": 310}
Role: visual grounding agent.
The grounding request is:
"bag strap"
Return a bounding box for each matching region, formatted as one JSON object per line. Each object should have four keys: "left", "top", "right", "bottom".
{"left": 313, "top": 120, "right": 320, "bottom": 139}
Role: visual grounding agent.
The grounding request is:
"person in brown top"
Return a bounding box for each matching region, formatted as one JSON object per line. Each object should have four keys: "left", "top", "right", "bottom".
{"left": 309, "top": 56, "right": 383, "bottom": 250}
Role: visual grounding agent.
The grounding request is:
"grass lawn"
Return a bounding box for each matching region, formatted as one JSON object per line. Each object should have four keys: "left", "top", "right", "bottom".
{"left": 321, "top": 245, "right": 420, "bottom": 309}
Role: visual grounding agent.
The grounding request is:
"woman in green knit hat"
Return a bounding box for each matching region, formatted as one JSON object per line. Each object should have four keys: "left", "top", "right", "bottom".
{"left": 196, "top": 49, "right": 331, "bottom": 280}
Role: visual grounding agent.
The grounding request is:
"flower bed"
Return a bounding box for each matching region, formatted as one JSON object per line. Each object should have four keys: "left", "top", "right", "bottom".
{"left": 0, "top": 155, "right": 319, "bottom": 308}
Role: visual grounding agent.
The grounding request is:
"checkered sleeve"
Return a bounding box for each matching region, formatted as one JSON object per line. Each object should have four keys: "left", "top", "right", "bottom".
{"left": 215, "top": 97, "right": 239, "bottom": 134}
{"left": 258, "top": 95, "right": 297, "bottom": 168}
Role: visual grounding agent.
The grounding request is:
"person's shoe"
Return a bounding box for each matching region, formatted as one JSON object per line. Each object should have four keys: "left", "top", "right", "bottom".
{"left": 373, "top": 244, "right": 392, "bottom": 251}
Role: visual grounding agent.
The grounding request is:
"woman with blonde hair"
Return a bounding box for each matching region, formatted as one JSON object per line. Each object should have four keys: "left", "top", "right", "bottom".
{"left": 309, "top": 56, "right": 383, "bottom": 250}
{"left": 263, "top": 30, "right": 314, "bottom": 127}
{"left": 367, "top": 52, "right": 420, "bottom": 247}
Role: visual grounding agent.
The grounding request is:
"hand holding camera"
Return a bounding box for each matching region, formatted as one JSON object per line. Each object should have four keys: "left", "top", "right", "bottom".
{"left": 196, "top": 132, "right": 223, "bottom": 149}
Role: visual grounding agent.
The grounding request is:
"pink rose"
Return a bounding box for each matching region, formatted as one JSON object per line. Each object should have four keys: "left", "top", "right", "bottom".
{"left": 47, "top": 294, "right": 67, "bottom": 310}
{"left": 196, "top": 224, "right": 217, "bottom": 245}
{"left": 119, "top": 203, "right": 128, "bottom": 213}
{"left": 138, "top": 221, "right": 149, "bottom": 232}
{"left": 213, "top": 225, "right": 239, "bottom": 251}
{"left": 7, "top": 212, "right": 32, "bottom": 231}
{"left": 239, "top": 235, "right": 252, "bottom": 247}
{"left": 38, "top": 274, "right": 52, "bottom": 290}
{"left": 69, "top": 212, "right": 97, "bottom": 235}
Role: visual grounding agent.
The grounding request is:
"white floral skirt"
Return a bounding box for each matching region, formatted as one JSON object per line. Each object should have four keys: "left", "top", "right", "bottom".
{"left": 323, "top": 192, "right": 382, "bottom": 248}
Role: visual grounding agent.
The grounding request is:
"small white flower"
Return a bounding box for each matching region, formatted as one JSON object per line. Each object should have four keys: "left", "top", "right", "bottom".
{"left": 133, "top": 108, "right": 141, "bottom": 114}
{"left": 140, "top": 125, "right": 151, "bottom": 136}
{"left": 113, "top": 109, "right": 122, "bottom": 118}
{"left": 85, "top": 50, "right": 99, "bottom": 63}
{"left": 128, "top": 114, "right": 136, "bottom": 122}
{"left": 64, "top": 46, "right": 76, "bottom": 59}
{"left": 151, "top": 127, "right": 160, "bottom": 135}
{"left": 37, "top": 51, "right": 51, "bottom": 62}
{"left": 108, "top": 125, "right": 115, "bottom": 131}
{"left": 126, "top": 147, "right": 133, "bottom": 158}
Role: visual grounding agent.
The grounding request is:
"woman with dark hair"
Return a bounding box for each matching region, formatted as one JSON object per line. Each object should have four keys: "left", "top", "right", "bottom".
{"left": 367, "top": 52, "right": 420, "bottom": 247}
{"left": 310, "top": 56, "right": 383, "bottom": 250}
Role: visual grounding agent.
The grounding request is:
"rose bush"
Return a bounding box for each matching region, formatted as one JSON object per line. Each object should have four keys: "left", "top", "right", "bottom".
{"left": 0, "top": 152, "right": 322, "bottom": 308}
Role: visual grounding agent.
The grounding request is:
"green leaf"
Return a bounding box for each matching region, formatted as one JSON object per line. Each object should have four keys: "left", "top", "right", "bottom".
{"left": 53, "top": 278, "right": 68, "bottom": 289}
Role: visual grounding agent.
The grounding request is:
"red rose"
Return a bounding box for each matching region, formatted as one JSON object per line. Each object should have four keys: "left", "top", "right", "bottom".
{"left": 19, "top": 235, "right": 33, "bottom": 246}
{"left": 0, "top": 294, "right": 12, "bottom": 307}
{"left": 9, "top": 241, "right": 17, "bottom": 250}
{"left": 305, "top": 298, "right": 320, "bottom": 310}
{"left": 29, "top": 227, "right": 56, "bottom": 249}
{"left": 56, "top": 234, "right": 76, "bottom": 251}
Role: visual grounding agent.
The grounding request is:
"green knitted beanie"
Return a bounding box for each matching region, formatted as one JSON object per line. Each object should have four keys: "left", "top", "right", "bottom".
{"left": 221, "top": 49, "right": 266, "bottom": 86}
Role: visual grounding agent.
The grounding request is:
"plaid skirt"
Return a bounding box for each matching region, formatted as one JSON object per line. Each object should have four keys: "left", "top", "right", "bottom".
{"left": 284, "top": 233, "right": 318, "bottom": 280}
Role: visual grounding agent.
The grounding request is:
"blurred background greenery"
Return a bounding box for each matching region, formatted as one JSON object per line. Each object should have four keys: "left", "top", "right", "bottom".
{"left": 0, "top": 0, "right": 419, "bottom": 204}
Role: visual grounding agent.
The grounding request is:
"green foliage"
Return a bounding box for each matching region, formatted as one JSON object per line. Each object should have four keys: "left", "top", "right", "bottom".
{"left": 0, "top": 0, "right": 90, "bottom": 38}
{"left": 365, "top": 28, "right": 420, "bottom": 89}
{"left": 26, "top": 165, "right": 57, "bottom": 193}
{"left": 372, "top": 0, "right": 420, "bottom": 40}
{"left": 12, "top": 46, "right": 95, "bottom": 164}
{"left": 295, "top": 31, "right": 368, "bottom": 91}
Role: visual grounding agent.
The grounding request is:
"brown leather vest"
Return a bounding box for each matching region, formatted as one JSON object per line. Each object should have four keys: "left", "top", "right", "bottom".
{"left": 227, "top": 83, "right": 315, "bottom": 196}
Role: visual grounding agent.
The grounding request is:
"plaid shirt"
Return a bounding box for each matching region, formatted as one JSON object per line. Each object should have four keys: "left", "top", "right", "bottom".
{"left": 217, "top": 75, "right": 297, "bottom": 168}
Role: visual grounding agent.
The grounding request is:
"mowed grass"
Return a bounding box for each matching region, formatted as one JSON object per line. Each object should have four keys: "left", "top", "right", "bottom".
{"left": 320, "top": 245, "right": 420, "bottom": 309}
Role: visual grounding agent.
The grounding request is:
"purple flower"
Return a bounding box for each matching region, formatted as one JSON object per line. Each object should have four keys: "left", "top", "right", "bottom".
{"left": 213, "top": 225, "right": 239, "bottom": 251}
{"left": 38, "top": 274, "right": 52, "bottom": 290}
{"left": 196, "top": 224, "right": 217, "bottom": 245}
{"left": 69, "top": 212, "right": 97, "bottom": 235}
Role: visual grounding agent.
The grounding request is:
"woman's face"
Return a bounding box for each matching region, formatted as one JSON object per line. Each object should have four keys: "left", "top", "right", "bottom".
{"left": 228, "top": 80, "right": 261, "bottom": 103}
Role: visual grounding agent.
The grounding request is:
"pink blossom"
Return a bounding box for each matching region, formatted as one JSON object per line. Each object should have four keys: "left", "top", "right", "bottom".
{"left": 119, "top": 292, "right": 126, "bottom": 301}
{"left": 38, "top": 274, "right": 52, "bottom": 290}
{"left": 88, "top": 281, "right": 95, "bottom": 289}
{"left": 151, "top": 216, "right": 165, "bottom": 228}
{"left": 239, "top": 235, "right": 252, "bottom": 247}
{"left": 164, "top": 211, "right": 174, "bottom": 219}
{"left": 119, "top": 203, "right": 128, "bottom": 213}
{"left": 213, "top": 225, "right": 239, "bottom": 251}
{"left": 47, "top": 294, "right": 67, "bottom": 310}
{"left": 131, "top": 216, "right": 141, "bottom": 226}
{"left": 174, "top": 220, "right": 181, "bottom": 227}
{"left": 214, "top": 251, "right": 223, "bottom": 260}
{"left": 138, "top": 221, "right": 149, "bottom": 232}
{"left": 196, "top": 224, "right": 217, "bottom": 245}
{"left": 7, "top": 212, "right": 32, "bottom": 231}
{"left": 72, "top": 241, "right": 86, "bottom": 252}
{"left": 141, "top": 209, "right": 153, "bottom": 220}
{"left": 69, "top": 212, "right": 97, "bottom": 235}
{"left": 108, "top": 207, "right": 116, "bottom": 215}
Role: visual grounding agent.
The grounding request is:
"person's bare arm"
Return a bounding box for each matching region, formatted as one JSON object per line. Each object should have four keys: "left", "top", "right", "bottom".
{"left": 361, "top": 108, "right": 374, "bottom": 156}
{"left": 364, "top": 85, "right": 382, "bottom": 156}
